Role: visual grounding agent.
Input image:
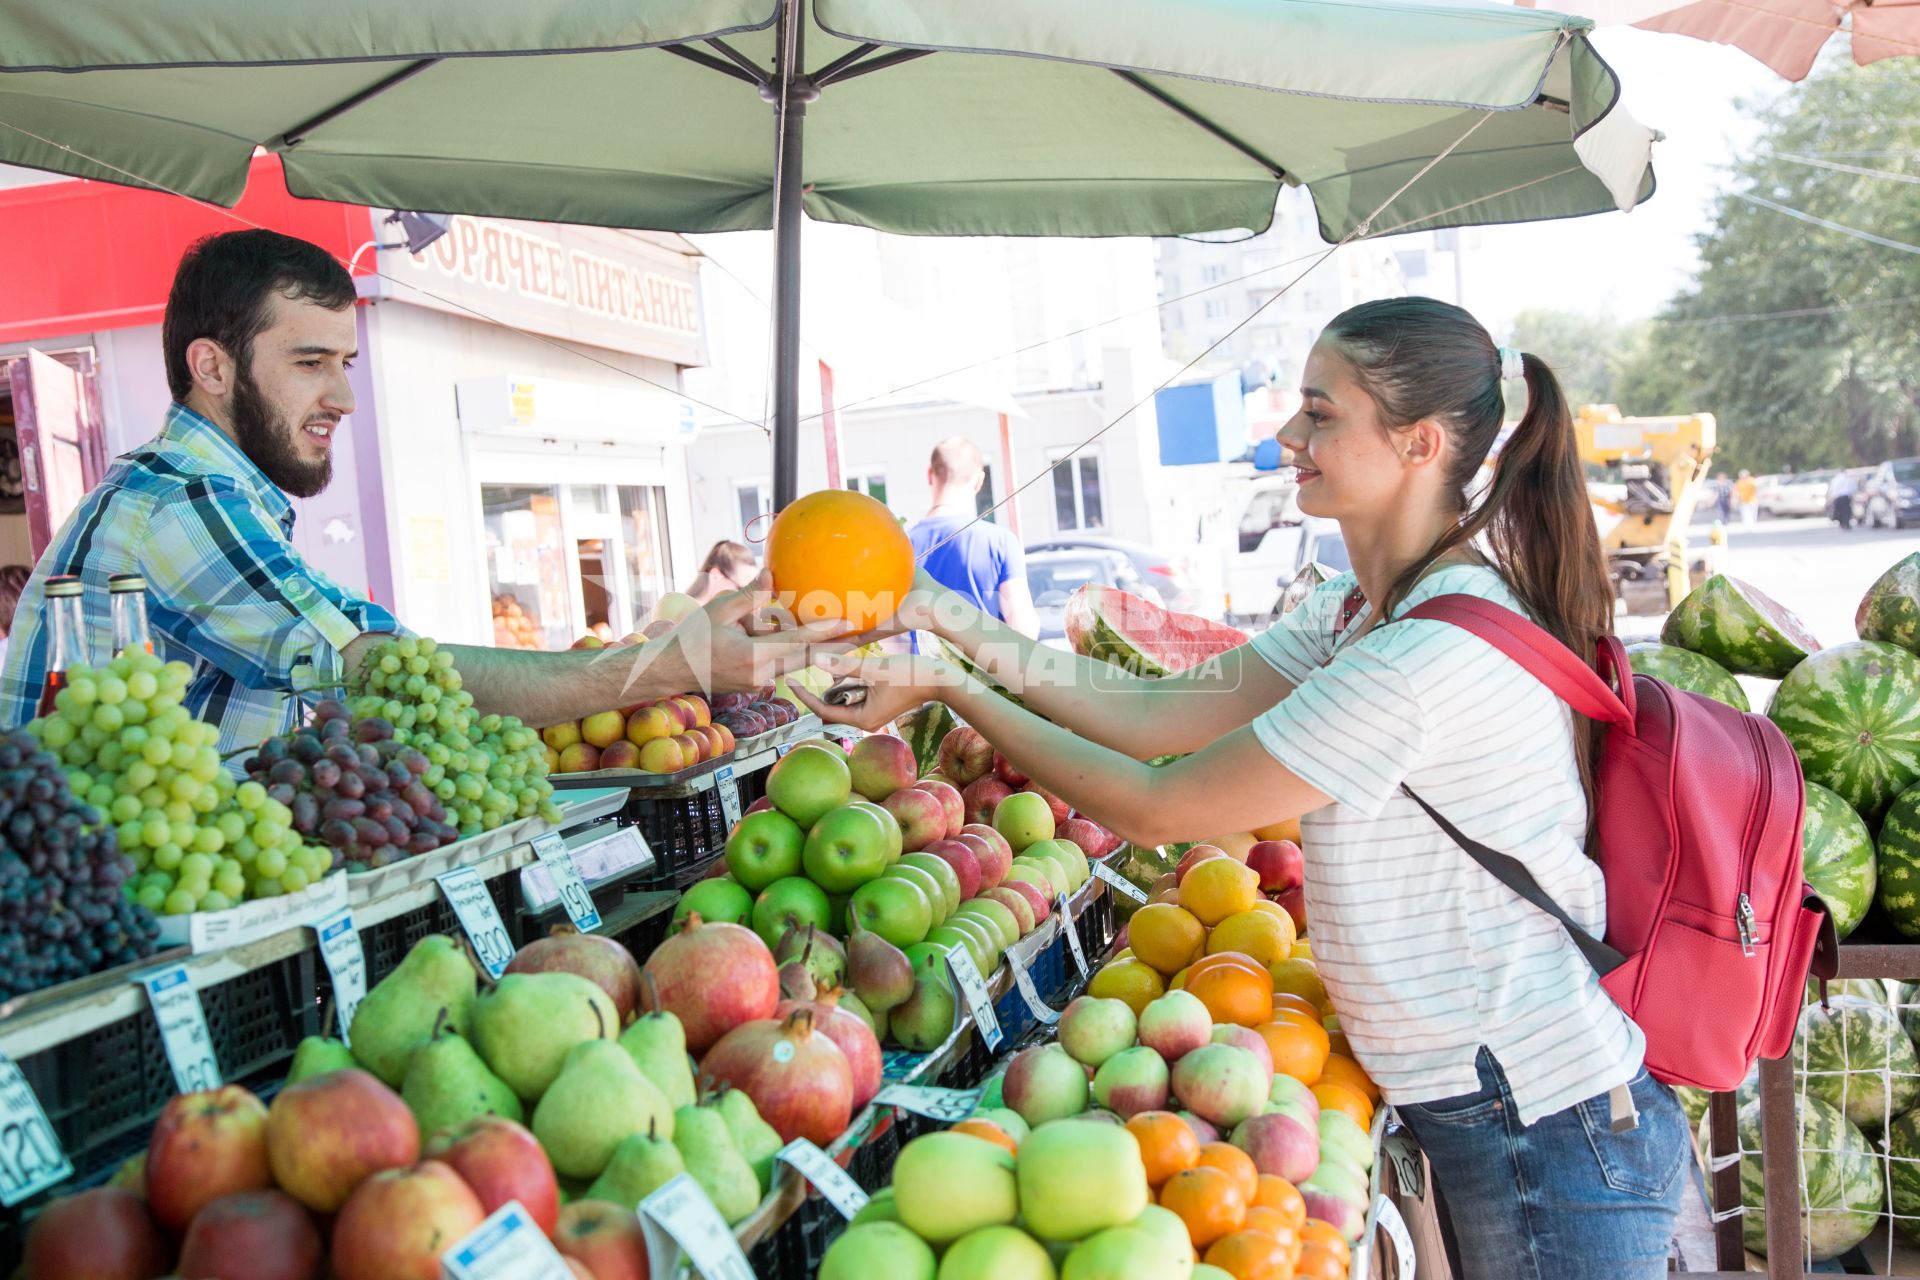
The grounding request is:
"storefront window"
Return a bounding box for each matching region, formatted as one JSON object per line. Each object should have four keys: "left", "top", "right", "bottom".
{"left": 483, "top": 484, "right": 568, "bottom": 650}
{"left": 620, "top": 485, "right": 674, "bottom": 626}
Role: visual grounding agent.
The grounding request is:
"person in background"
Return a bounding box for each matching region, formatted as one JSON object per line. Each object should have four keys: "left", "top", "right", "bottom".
{"left": 1712, "top": 470, "right": 1733, "bottom": 525}
{"left": 1735, "top": 469, "right": 1759, "bottom": 525}
{"left": 1830, "top": 468, "right": 1859, "bottom": 531}
{"left": 686, "top": 541, "right": 759, "bottom": 606}
{"left": 0, "top": 564, "right": 30, "bottom": 673}
{"left": 908, "top": 437, "right": 1038, "bottom": 642}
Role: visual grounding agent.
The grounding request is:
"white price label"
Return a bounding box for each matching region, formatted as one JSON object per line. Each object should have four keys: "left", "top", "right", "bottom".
{"left": 716, "top": 765, "right": 742, "bottom": 827}
{"left": 1058, "top": 893, "right": 1089, "bottom": 978}
{"left": 873, "top": 1083, "right": 984, "bottom": 1123}
{"left": 138, "top": 964, "right": 221, "bottom": 1093}
{"left": 777, "top": 1138, "right": 870, "bottom": 1219}
{"left": 942, "top": 946, "right": 1002, "bottom": 1051}
{"left": 1092, "top": 861, "right": 1148, "bottom": 904}
{"left": 1371, "top": 1194, "right": 1417, "bottom": 1280}
{"left": 1004, "top": 949, "right": 1061, "bottom": 1025}
{"left": 313, "top": 909, "right": 368, "bottom": 1045}
{"left": 442, "top": 1200, "right": 574, "bottom": 1280}
{"left": 438, "top": 868, "right": 516, "bottom": 978}
{"left": 0, "top": 1051, "right": 71, "bottom": 1206}
{"left": 639, "top": 1174, "right": 754, "bottom": 1280}
{"left": 531, "top": 833, "right": 601, "bottom": 933}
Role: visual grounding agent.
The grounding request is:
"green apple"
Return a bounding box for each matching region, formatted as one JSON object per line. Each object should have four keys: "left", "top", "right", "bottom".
{"left": 1015, "top": 1119, "right": 1150, "bottom": 1242}
{"left": 967, "top": 1107, "right": 1031, "bottom": 1145}
{"left": 1025, "top": 839, "right": 1089, "bottom": 891}
{"left": 1000, "top": 1045, "right": 1091, "bottom": 1127}
{"left": 849, "top": 875, "right": 935, "bottom": 948}
{"left": 1061, "top": 1227, "right": 1167, "bottom": 1280}
{"left": 674, "top": 876, "right": 754, "bottom": 926}
{"left": 751, "top": 875, "right": 833, "bottom": 948}
{"left": 725, "top": 808, "right": 806, "bottom": 891}
{"left": 766, "top": 746, "right": 852, "bottom": 828}
{"left": 1025, "top": 850, "right": 1075, "bottom": 893}
{"left": 847, "top": 799, "right": 904, "bottom": 863}
{"left": 891, "top": 1132, "right": 1018, "bottom": 1244}
{"left": 936, "top": 1225, "right": 1056, "bottom": 1280}
{"left": 953, "top": 901, "right": 1019, "bottom": 953}
{"left": 850, "top": 1186, "right": 902, "bottom": 1226}
{"left": 885, "top": 865, "right": 950, "bottom": 927}
{"left": 1127, "top": 1205, "right": 1196, "bottom": 1280}
{"left": 899, "top": 852, "right": 962, "bottom": 918}
{"left": 803, "top": 804, "right": 893, "bottom": 893}
{"left": 820, "top": 1221, "right": 935, "bottom": 1280}
{"left": 927, "top": 923, "right": 994, "bottom": 978}
{"left": 1006, "top": 859, "right": 1061, "bottom": 899}
{"left": 993, "top": 791, "right": 1056, "bottom": 852}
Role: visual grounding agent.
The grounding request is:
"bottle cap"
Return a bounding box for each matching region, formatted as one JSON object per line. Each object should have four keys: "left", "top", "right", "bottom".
{"left": 108, "top": 574, "right": 148, "bottom": 593}
{"left": 45, "top": 576, "right": 82, "bottom": 598}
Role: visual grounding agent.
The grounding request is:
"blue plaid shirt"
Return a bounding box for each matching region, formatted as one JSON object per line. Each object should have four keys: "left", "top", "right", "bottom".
{"left": 0, "top": 404, "right": 401, "bottom": 753}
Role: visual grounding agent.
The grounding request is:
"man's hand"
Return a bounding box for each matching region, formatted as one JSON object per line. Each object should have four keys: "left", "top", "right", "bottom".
{"left": 676, "top": 571, "right": 859, "bottom": 695}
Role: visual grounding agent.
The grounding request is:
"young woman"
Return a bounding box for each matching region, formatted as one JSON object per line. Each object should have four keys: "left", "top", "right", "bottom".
{"left": 686, "top": 540, "right": 758, "bottom": 606}
{"left": 796, "top": 298, "right": 1691, "bottom": 1279}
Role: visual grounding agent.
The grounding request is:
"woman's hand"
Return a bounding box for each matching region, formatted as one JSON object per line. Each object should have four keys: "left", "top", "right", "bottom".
{"left": 790, "top": 651, "right": 955, "bottom": 733}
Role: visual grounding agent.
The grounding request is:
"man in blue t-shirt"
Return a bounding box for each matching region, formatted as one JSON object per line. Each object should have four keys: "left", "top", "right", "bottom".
{"left": 908, "top": 437, "right": 1038, "bottom": 640}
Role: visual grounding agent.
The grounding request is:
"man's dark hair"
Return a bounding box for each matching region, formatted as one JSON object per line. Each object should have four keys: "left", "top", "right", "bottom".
{"left": 162, "top": 230, "right": 356, "bottom": 402}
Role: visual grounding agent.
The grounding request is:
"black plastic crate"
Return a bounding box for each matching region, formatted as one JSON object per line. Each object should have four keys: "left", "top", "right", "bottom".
{"left": 607, "top": 902, "right": 675, "bottom": 965}
{"left": 746, "top": 1109, "right": 904, "bottom": 1278}
{"left": 360, "top": 871, "right": 516, "bottom": 985}
{"left": 624, "top": 789, "right": 729, "bottom": 890}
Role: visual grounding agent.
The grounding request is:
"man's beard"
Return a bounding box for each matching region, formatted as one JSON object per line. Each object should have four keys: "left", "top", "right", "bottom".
{"left": 231, "top": 362, "right": 333, "bottom": 499}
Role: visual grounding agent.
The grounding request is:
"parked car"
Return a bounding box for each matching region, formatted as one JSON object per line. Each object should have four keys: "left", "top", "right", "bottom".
{"left": 1023, "top": 534, "right": 1204, "bottom": 615}
{"left": 1024, "top": 548, "right": 1150, "bottom": 642}
{"left": 1756, "top": 470, "right": 1837, "bottom": 519}
{"left": 1863, "top": 458, "right": 1920, "bottom": 529}
{"left": 1828, "top": 466, "right": 1877, "bottom": 521}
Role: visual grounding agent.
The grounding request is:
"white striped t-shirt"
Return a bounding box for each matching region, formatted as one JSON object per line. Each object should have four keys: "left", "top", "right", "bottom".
{"left": 1249, "top": 565, "right": 1643, "bottom": 1126}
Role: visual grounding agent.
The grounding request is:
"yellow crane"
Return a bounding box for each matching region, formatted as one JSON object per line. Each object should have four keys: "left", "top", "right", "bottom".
{"left": 1575, "top": 404, "right": 1718, "bottom": 615}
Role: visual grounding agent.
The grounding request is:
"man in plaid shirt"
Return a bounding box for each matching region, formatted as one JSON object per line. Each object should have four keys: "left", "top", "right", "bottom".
{"left": 0, "top": 231, "right": 840, "bottom": 750}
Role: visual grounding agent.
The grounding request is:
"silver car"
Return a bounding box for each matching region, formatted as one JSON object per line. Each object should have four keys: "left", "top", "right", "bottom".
{"left": 1757, "top": 470, "right": 1836, "bottom": 519}
{"left": 1024, "top": 549, "right": 1150, "bottom": 643}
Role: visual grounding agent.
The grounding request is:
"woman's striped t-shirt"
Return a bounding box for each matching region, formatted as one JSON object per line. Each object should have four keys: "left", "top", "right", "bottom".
{"left": 1249, "top": 564, "right": 1644, "bottom": 1126}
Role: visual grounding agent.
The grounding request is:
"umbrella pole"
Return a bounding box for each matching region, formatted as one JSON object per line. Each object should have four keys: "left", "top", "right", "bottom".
{"left": 769, "top": 0, "right": 811, "bottom": 512}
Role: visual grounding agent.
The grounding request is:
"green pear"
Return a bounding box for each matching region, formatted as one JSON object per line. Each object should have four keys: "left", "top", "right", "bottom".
{"left": 286, "top": 1035, "right": 355, "bottom": 1085}
{"left": 471, "top": 971, "right": 618, "bottom": 1101}
{"left": 533, "top": 1040, "right": 675, "bottom": 1180}
{"left": 888, "top": 949, "right": 957, "bottom": 1052}
{"left": 618, "top": 1008, "right": 696, "bottom": 1111}
{"left": 671, "top": 1103, "right": 761, "bottom": 1225}
{"left": 348, "top": 934, "right": 477, "bottom": 1086}
{"left": 402, "top": 1025, "right": 524, "bottom": 1139}
{"left": 711, "top": 1085, "right": 782, "bottom": 1195}
{"left": 584, "top": 1122, "right": 686, "bottom": 1209}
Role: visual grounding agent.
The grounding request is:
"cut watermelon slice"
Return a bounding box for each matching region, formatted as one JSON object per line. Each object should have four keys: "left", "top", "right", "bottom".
{"left": 1661, "top": 574, "right": 1821, "bottom": 678}
{"left": 1065, "top": 585, "right": 1248, "bottom": 678}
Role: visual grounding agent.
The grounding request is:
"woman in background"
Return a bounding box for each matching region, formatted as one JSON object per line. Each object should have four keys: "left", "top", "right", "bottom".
{"left": 686, "top": 541, "right": 758, "bottom": 606}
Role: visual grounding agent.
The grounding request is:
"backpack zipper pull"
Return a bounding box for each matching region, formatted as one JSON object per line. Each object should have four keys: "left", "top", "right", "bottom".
{"left": 1737, "top": 894, "right": 1757, "bottom": 956}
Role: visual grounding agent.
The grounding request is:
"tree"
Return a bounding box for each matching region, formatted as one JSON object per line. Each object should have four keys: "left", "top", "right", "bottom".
{"left": 1506, "top": 309, "right": 1636, "bottom": 410}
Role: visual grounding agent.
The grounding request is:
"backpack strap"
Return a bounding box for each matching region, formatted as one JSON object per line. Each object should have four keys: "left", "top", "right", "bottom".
{"left": 1402, "top": 594, "right": 1636, "bottom": 730}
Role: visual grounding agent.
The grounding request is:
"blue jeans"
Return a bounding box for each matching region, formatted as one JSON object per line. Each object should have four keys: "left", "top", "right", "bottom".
{"left": 1395, "top": 1048, "right": 1690, "bottom": 1280}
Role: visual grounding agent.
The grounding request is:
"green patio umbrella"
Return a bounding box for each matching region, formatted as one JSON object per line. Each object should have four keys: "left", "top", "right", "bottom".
{"left": 0, "top": 0, "right": 1656, "bottom": 505}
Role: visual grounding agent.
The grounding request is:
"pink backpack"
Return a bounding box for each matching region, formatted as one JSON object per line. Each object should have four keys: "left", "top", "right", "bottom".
{"left": 1401, "top": 593, "right": 1836, "bottom": 1091}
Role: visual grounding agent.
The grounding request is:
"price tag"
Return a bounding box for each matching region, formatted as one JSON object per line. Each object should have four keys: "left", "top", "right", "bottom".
{"left": 638, "top": 1174, "right": 754, "bottom": 1280}
{"left": 438, "top": 868, "right": 516, "bottom": 979}
{"left": 1092, "top": 861, "right": 1148, "bottom": 904}
{"left": 0, "top": 1050, "right": 72, "bottom": 1206}
{"left": 137, "top": 964, "right": 221, "bottom": 1093}
{"left": 1004, "top": 948, "right": 1061, "bottom": 1025}
{"left": 942, "top": 945, "right": 1003, "bottom": 1051}
{"left": 873, "top": 1082, "right": 984, "bottom": 1123}
{"left": 531, "top": 833, "right": 601, "bottom": 933}
{"left": 715, "top": 765, "right": 743, "bottom": 828}
{"left": 442, "top": 1200, "right": 574, "bottom": 1280}
{"left": 1058, "top": 893, "right": 1089, "bottom": 978}
{"left": 776, "top": 742, "right": 795, "bottom": 758}
{"left": 313, "top": 909, "right": 368, "bottom": 1045}
{"left": 1370, "top": 1195, "right": 1417, "bottom": 1280}
{"left": 777, "top": 1138, "right": 870, "bottom": 1219}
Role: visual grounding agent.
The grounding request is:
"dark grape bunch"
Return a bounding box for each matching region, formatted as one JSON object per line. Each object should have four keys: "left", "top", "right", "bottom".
{"left": 243, "top": 700, "right": 457, "bottom": 870}
{"left": 0, "top": 728, "right": 160, "bottom": 1000}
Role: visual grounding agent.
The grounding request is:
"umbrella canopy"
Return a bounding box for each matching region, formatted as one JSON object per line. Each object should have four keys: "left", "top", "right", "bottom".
{"left": 0, "top": 0, "right": 1657, "bottom": 503}
{"left": 1533, "top": 0, "right": 1920, "bottom": 80}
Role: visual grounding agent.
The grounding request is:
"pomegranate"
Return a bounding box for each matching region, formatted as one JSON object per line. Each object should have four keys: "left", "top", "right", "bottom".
{"left": 700, "top": 1008, "right": 853, "bottom": 1146}
{"left": 506, "top": 929, "right": 644, "bottom": 1024}
{"left": 642, "top": 916, "right": 779, "bottom": 1055}
{"left": 775, "top": 988, "right": 882, "bottom": 1110}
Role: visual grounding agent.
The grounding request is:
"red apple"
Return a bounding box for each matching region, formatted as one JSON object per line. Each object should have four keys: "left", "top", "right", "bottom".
{"left": 1020, "top": 782, "right": 1070, "bottom": 828}
{"left": 959, "top": 823, "right": 1014, "bottom": 889}
{"left": 424, "top": 1116, "right": 560, "bottom": 1238}
{"left": 177, "top": 1189, "right": 323, "bottom": 1280}
{"left": 331, "top": 1161, "right": 486, "bottom": 1280}
{"left": 1247, "top": 840, "right": 1305, "bottom": 894}
{"left": 923, "top": 838, "right": 983, "bottom": 901}
{"left": 1274, "top": 885, "right": 1308, "bottom": 933}
{"left": 1060, "top": 816, "right": 1118, "bottom": 860}
{"left": 554, "top": 1200, "right": 650, "bottom": 1280}
{"left": 916, "top": 778, "right": 966, "bottom": 838}
{"left": 146, "top": 1085, "right": 273, "bottom": 1232}
{"left": 745, "top": 795, "right": 775, "bottom": 815}
{"left": 961, "top": 776, "right": 1014, "bottom": 827}
{"left": 1002, "top": 875, "right": 1053, "bottom": 926}
{"left": 881, "top": 787, "right": 945, "bottom": 854}
{"left": 267, "top": 1069, "right": 421, "bottom": 1213}
{"left": 21, "top": 1187, "right": 166, "bottom": 1280}
{"left": 936, "top": 727, "right": 994, "bottom": 786}
{"left": 993, "top": 751, "right": 1030, "bottom": 788}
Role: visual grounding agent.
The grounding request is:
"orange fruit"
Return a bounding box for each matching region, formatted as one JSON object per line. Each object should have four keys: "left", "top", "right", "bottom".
{"left": 1312, "top": 1081, "right": 1374, "bottom": 1130}
{"left": 1253, "top": 1176, "right": 1308, "bottom": 1231}
{"left": 1183, "top": 951, "right": 1269, "bottom": 986}
{"left": 1129, "top": 903, "right": 1208, "bottom": 974}
{"left": 1319, "top": 1053, "right": 1381, "bottom": 1103}
{"left": 1270, "top": 992, "right": 1321, "bottom": 1021}
{"left": 1203, "top": 1230, "right": 1292, "bottom": 1280}
{"left": 1188, "top": 963, "right": 1273, "bottom": 1028}
{"left": 1087, "top": 957, "right": 1167, "bottom": 1015}
{"left": 1127, "top": 1111, "right": 1203, "bottom": 1188}
{"left": 1295, "top": 1244, "right": 1348, "bottom": 1280}
{"left": 1300, "top": 1221, "right": 1352, "bottom": 1264}
{"left": 950, "top": 1118, "right": 1019, "bottom": 1153}
{"left": 1255, "top": 1018, "right": 1330, "bottom": 1085}
{"left": 1207, "top": 909, "right": 1297, "bottom": 969}
{"left": 765, "top": 488, "right": 914, "bottom": 631}
{"left": 1180, "top": 858, "right": 1261, "bottom": 926}
{"left": 1159, "top": 1166, "right": 1248, "bottom": 1248}
{"left": 1241, "top": 1206, "right": 1296, "bottom": 1240}
{"left": 1196, "top": 1142, "right": 1260, "bottom": 1203}
{"left": 1268, "top": 958, "right": 1331, "bottom": 1014}
{"left": 1252, "top": 818, "right": 1301, "bottom": 844}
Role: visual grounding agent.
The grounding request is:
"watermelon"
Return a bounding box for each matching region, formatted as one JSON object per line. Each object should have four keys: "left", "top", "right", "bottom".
{"left": 1890, "top": 1108, "right": 1920, "bottom": 1242}
{"left": 1661, "top": 574, "right": 1822, "bottom": 677}
{"left": 1673, "top": 1085, "right": 1711, "bottom": 1127}
{"left": 1065, "top": 585, "right": 1248, "bottom": 678}
{"left": 1804, "top": 977, "right": 1890, "bottom": 1008}
{"left": 1879, "top": 783, "right": 1920, "bottom": 939}
{"left": 1802, "top": 781, "right": 1877, "bottom": 938}
{"left": 1624, "top": 642, "right": 1750, "bottom": 711}
{"left": 1770, "top": 642, "right": 1920, "bottom": 827}
{"left": 1721, "top": 1094, "right": 1882, "bottom": 1259}
{"left": 1796, "top": 994, "right": 1919, "bottom": 1130}
{"left": 1859, "top": 553, "right": 1920, "bottom": 657}
{"left": 894, "top": 701, "right": 958, "bottom": 779}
